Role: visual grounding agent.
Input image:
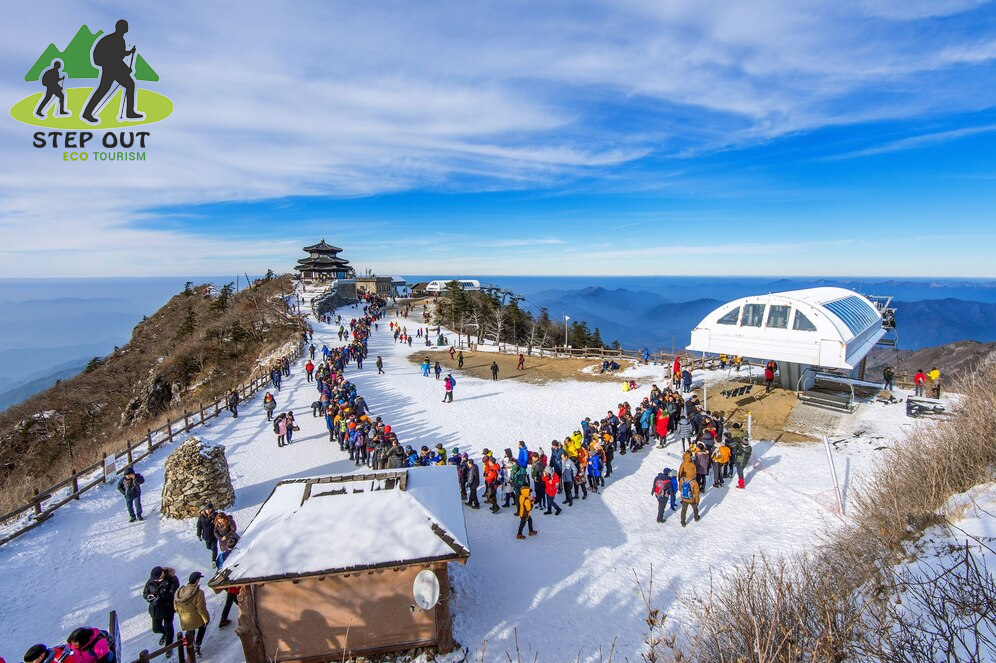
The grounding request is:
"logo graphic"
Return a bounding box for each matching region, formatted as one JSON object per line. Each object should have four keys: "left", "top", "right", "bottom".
{"left": 10, "top": 21, "right": 173, "bottom": 129}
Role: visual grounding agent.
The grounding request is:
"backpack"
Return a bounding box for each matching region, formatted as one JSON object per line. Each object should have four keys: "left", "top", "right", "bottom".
{"left": 681, "top": 481, "right": 693, "bottom": 500}
{"left": 652, "top": 477, "right": 667, "bottom": 497}
{"left": 79, "top": 629, "right": 115, "bottom": 662}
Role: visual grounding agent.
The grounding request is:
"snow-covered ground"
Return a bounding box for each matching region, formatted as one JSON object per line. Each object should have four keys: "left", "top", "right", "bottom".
{"left": 0, "top": 292, "right": 952, "bottom": 662}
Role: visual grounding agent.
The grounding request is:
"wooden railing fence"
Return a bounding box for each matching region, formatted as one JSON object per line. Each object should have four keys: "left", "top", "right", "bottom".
{"left": 0, "top": 341, "right": 305, "bottom": 547}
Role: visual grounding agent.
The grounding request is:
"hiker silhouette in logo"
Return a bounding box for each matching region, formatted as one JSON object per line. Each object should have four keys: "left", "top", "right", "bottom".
{"left": 81, "top": 19, "right": 145, "bottom": 124}
{"left": 34, "top": 59, "right": 71, "bottom": 118}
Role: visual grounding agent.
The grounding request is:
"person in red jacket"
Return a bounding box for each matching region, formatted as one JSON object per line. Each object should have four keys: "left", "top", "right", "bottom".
{"left": 655, "top": 409, "right": 669, "bottom": 448}
{"left": 913, "top": 369, "right": 927, "bottom": 397}
{"left": 22, "top": 644, "right": 73, "bottom": 663}
{"left": 304, "top": 360, "right": 315, "bottom": 382}
{"left": 542, "top": 466, "right": 562, "bottom": 515}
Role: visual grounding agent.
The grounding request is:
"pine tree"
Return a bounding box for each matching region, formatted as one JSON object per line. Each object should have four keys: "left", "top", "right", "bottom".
{"left": 591, "top": 327, "right": 604, "bottom": 349}
{"left": 210, "top": 282, "right": 235, "bottom": 312}
{"left": 175, "top": 303, "right": 198, "bottom": 340}
{"left": 182, "top": 281, "right": 194, "bottom": 296}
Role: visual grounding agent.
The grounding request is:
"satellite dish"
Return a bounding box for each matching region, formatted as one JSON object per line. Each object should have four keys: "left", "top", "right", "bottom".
{"left": 413, "top": 569, "right": 440, "bottom": 610}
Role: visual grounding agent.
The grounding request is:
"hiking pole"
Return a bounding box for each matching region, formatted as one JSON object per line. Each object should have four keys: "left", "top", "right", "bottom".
{"left": 91, "top": 48, "right": 136, "bottom": 119}
{"left": 117, "top": 49, "right": 137, "bottom": 120}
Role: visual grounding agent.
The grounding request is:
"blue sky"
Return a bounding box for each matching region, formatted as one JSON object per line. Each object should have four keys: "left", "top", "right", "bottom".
{"left": 1, "top": 0, "right": 996, "bottom": 276}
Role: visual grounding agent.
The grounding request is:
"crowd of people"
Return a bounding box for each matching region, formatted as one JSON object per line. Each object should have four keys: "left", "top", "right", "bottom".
{"left": 12, "top": 288, "right": 766, "bottom": 662}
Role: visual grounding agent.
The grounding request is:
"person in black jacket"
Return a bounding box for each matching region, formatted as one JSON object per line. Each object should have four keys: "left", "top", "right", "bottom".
{"left": 117, "top": 466, "right": 145, "bottom": 522}
{"left": 465, "top": 458, "right": 481, "bottom": 509}
{"left": 196, "top": 503, "right": 218, "bottom": 563}
{"left": 144, "top": 566, "right": 179, "bottom": 652}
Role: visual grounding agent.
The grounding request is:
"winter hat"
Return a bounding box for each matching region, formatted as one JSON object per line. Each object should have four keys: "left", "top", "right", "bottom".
{"left": 189, "top": 571, "right": 203, "bottom": 584}
{"left": 201, "top": 502, "right": 214, "bottom": 511}
{"left": 452, "top": 447, "right": 459, "bottom": 455}
{"left": 150, "top": 565, "right": 164, "bottom": 579}
{"left": 124, "top": 466, "right": 135, "bottom": 476}
{"left": 384, "top": 425, "right": 391, "bottom": 434}
{"left": 23, "top": 645, "right": 47, "bottom": 662}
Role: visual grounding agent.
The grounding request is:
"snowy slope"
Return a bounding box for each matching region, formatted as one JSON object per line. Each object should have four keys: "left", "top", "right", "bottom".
{"left": 0, "top": 290, "right": 926, "bottom": 662}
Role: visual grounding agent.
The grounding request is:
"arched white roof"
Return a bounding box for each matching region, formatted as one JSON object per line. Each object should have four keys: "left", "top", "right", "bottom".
{"left": 686, "top": 287, "right": 885, "bottom": 370}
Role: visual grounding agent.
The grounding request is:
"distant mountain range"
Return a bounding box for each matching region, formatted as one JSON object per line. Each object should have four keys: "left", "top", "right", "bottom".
{"left": 524, "top": 286, "right": 996, "bottom": 352}
{"left": 24, "top": 24, "right": 158, "bottom": 82}
{"left": 0, "top": 358, "right": 90, "bottom": 411}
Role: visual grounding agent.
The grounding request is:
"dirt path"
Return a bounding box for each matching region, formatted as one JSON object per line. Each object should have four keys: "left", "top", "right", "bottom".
{"left": 407, "top": 348, "right": 634, "bottom": 384}
{"left": 704, "top": 382, "right": 814, "bottom": 443}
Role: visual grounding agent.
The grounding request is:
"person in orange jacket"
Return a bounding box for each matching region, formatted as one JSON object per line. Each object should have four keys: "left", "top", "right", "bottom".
{"left": 483, "top": 455, "right": 500, "bottom": 513}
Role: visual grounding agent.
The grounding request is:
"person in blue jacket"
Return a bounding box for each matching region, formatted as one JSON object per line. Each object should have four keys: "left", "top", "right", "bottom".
{"left": 516, "top": 441, "right": 530, "bottom": 468}
{"left": 587, "top": 448, "right": 603, "bottom": 493}
{"left": 641, "top": 347, "right": 650, "bottom": 364}
{"left": 651, "top": 468, "right": 678, "bottom": 522}
{"left": 681, "top": 368, "right": 692, "bottom": 393}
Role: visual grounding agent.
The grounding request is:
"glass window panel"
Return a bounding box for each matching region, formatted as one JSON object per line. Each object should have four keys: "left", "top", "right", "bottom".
{"left": 717, "top": 307, "right": 740, "bottom": 325}
{"left": 793, "top": 310, "right": 817, "bottom": 331}
{"left": 741, "top": 303, "right": 765, "bottom": 327}
{"left": 766, "top": 305, "right": 790, "bottom": 329}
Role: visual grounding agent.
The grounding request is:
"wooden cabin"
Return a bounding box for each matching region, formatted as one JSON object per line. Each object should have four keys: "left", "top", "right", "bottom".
{"left": 209, "top": 467, "right": 470, "bottom": 662}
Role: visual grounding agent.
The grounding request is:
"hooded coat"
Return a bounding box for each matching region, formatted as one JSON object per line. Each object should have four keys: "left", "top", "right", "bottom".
{"left": 174, "top": 582, "right": 211, "bottom": 630}
{"left": 678, "top": 452, "right": 701, "bottom": 504}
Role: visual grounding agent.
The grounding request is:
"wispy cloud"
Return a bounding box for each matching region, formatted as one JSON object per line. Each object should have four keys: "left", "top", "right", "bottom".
{"left": 824, "top": 123, "right": 996, "bottom": 160}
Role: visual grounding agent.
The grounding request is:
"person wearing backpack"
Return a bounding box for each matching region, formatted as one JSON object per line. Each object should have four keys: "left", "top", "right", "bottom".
{"left": 442, "top": 374, "right": 455, "bottom": 402}
{"left": 651, "top": 468, "right": 677, "bottom": 523}
{"left": 678, "top": 452, "right": 701, "bottom": 527}
{"left": 66, "top": 628, "right": 114, "bottom": 663}
{"left": 515, "top": 485, "right": 538, "bottom": 539}
{"left": 144, "top": 566, "right": 179, "bottom": 654}
{"left": 274, "top": 412, "right": 288, "bottom": 447}
{"left": 732, "top": 438, "right": 752, "bottom": 489}
{"left": 174, "top": 572, "right": 210, "bottom": 660}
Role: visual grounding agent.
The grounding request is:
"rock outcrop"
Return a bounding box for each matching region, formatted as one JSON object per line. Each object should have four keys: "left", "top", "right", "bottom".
{"left": 161, "top": 436, "right": 235, "bottom": 519}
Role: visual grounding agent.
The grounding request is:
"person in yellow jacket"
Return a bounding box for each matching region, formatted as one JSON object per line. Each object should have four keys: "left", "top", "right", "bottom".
{"left": 174, "top": 571, "right": 210, "bottom": 659}
{"left": 678, "top": 451, "right": 701, "bottom": 527}
{"left": 719, "top": 353, "right": 728, "bottom": 369}
{"left": 711, "top": 440, "right": 731, "bottom": 488}
{"left": 567, "top": 432, "right": 582, "bottom": 458}
{"left": 515, "top": 486, "right": 537, "bottom": 539}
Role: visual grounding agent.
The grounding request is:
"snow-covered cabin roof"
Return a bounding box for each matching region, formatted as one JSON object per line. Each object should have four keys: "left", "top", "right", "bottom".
{"left": 211, "top": 466, "right": 470, "bottom": 587}
{"left": 686, "top": 287, "right": 885, "bottom": 370}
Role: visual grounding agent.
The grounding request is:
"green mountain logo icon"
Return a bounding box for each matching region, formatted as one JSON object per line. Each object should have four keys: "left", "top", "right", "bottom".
{"left": 24, "top": 24, "right": 158, "bottom": 82}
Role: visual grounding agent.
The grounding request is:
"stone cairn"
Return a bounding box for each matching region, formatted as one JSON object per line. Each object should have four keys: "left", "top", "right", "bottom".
{"left": 161, "top": 436, "right": 235, "bottom": 519}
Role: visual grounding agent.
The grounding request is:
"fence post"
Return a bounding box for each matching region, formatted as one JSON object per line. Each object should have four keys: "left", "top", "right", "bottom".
{"left": 139, "top": 650, "right": 150, "bottom": 663}
{"left": 102, "top": 452, "right": 109, "bottom": 483}
{"left": 33, "top": 488, "right": 41, "bottom": 518}
{"left": 126, "top": 440, "right": 133, "bottom": 465}
{"left": 71, "top": 470, "right": 79, "bottom": 499}
{"left": 183, "top": 411, "right": 190, "bottom": 432}
{"left": 200, "top": 402, "right": 206, "bottom": 424}
{"left": 167, "top": 421, "right": 174, "bottom": 446}
{"left": 147, "top": 428, "right": 153, "bottom": 451}
{"left": 215, "top": 399, "right": 221, "bottom": 416}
